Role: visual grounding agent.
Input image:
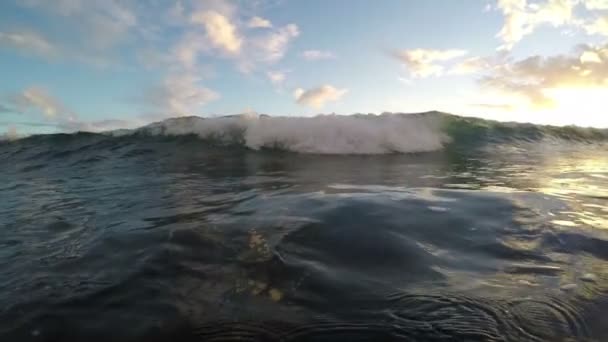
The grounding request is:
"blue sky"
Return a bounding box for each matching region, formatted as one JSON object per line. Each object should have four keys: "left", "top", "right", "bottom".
{"left": 1, "top": 0, "right": 608, "bottom": 134}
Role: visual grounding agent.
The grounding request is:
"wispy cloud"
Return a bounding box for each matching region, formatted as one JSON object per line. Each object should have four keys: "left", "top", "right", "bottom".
{"left": 2, "top": 87, "right": 136, "bottom": 131}
{"left": 239, "top": 24, "right": 300, "bottom": 72}
{"left": 0, "top": 31, "right": 59, "bottom": 59}
{"left": 392, "top": 49, "right": 468, "bottom": 78}
{"left": 267, "top": 70, "right": 288, "bottom": 85}
{"left": 450, "top": 56, "right": 494, "bottom": 75}
{"left": 9, "top": 87, "right": 76, "bottom": 120}
{"left": 19, "top": 0, "right": 137, "bottom": 50}
{"left": 293, "top": 85, "right": 348, "bottom": 108}
{"left": 302, "top": 50, "right": 336, "bottom": 61}
{"left": 140, "top": 74, "right": 219, "bottom": 118}
{"left": 0, "top": 0, "right": 143, "bottom": 67}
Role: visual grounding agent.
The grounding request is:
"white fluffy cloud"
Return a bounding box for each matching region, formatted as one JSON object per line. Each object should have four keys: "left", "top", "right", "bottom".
{"left": 496, "top": 0, "right": 577, "bottom": 50}
{"left": 192, "top": 10, "right": 242, "bottom": 55}
{"left": 393, "top": 49, "right": 468, "bottom": 78}
{"left": 248, "top": 16, "right": 273, "bottom": 28}
{"left": 302, "top": 50, "right": 336, "bottom": 60}
{"left": 184, "top": 4, "right": 299, "bottom": 73}
{"left": 584, "top": 16, "right": 608, "bottom": 36}
{"left": 293, "top": 85, "right": 348, "bottom": 108}
{"left": 495, "top": 0, "right": 608, "bottom": 49}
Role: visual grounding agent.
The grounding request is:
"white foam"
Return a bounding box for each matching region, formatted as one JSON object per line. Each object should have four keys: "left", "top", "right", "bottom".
{"left": 0, "top": 126, "right": 20, "bottom": 141}
{"left": 126, "top": 113, "right": 448, "bottom": 154}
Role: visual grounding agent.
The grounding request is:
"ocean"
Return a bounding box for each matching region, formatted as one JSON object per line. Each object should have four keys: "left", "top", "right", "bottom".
{"left": 1, "top": 112, "right": 608, "bottom": 341}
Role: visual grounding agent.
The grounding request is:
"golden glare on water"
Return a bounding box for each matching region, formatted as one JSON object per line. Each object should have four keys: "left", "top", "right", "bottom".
{"left": 537, "top": 155, "right": 608, "bottom": 230}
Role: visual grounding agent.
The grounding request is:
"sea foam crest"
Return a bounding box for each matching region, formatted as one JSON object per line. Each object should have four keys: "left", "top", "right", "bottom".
{"left": 125, "top": 113, "right": 448, "bottom": 154}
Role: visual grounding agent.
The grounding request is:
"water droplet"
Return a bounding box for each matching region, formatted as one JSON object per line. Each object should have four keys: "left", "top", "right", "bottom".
{"left": 269, "top": 288, "right": 283, "bottom": 302}
{"left": 560, "top": 283, "right": 577, "bottom": 291}
{"left": 580, "top": 273, "right": 597, "bottom": 283}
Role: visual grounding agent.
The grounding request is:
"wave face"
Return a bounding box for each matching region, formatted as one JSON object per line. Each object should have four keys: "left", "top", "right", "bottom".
{"left": 3, "top": 112, "right": 608, "bottom": 155}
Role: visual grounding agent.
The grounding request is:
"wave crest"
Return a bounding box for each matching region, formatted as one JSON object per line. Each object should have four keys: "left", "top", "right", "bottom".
{"left": 125, "top": 113, "right": 448, "bottom": 154}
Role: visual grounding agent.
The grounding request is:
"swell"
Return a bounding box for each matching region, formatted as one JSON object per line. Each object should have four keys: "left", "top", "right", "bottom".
{"left": 2, "top": 112, "right": 607, "bottom": 158}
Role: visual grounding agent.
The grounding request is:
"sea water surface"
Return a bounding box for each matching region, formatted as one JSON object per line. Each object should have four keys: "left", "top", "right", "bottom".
{"left": 1, "top": 113, "right": 608, "bottom": 341}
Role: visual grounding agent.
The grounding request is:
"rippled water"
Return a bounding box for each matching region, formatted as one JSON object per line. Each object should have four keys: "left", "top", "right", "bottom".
{"left": 1, "top": 135, "right": 608, "bottom": 341}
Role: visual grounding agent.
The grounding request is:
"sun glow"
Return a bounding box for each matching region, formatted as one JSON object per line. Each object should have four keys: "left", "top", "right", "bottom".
{"left": 538, "top": 87, "right": 608, "bottom": 128}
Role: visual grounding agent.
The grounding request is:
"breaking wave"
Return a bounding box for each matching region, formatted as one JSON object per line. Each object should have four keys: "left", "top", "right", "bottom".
{"left": 117, "top": 113, "right": 448, "bottom": 154}
{"left": 3, "top": 112, "right": 608, "bottom": 154}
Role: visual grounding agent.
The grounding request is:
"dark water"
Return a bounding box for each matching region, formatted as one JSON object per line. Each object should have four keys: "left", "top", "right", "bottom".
{"left": 1, "top": 125, "right": 608, "bottom": 341}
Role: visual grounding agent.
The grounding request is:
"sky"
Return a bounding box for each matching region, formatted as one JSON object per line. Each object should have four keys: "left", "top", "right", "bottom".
{"left": 1, "top": 0, "right": 608, "bottom": 135}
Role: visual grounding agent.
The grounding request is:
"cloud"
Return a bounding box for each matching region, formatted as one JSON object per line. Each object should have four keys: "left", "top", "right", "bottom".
{"left": 1, "top": 86, "right": 89, "bottom": 130}
{"left": 183, "top": 3, "right": 299, "bottom": 73}
{"left": 250, "top": 24, "right": 300, "bottom": 63}
{"left": 302, "top": 50, "right": 336, "bottom": 60}
{"left": 141, "top": 74, "right": 219, "bottom": 118}
{"left": 9, "top": 0, "right": 300, "bottom": 74}
{"left": 0, "top": 31, "right": 59, "bottom": 59}
{"left": 3, "top": 0, "right": 297, "bottom": 126}
{"left": 171, "top": 32, "right": 208, "bottom": 71}
{"left": 293, "top": 85, "right": 348, "bottom": 108}
{"left": 494, "top": 0, "right": 608, "bottom": 49}
{"left": 583, "top": 0, "right": 608, "bottom": 10}
{"left": 3, "top": 0, "right": 142, "bottom": 66}
{"left": 449, "top": 53, "right": 509, "bottom": 75}
{"left": 580, "top": 50, "right": 602, "bottom": 63}
{"left": 9, "top": 87, "right": 76, "bottom": 120}
{"left": 19, "top": 0, "right": 137, "bottom": 51}
{"left": 267, "top": 70, "right": 287, "bottom": 85}
{"left": 192, "top": 10, "right": 243, "bottom": 55}
{"left": 2, "top": 87, "right": 137, "bottom": 132}
{"left": 495, "top": 0, "right": 578, "bottom": 50}
{"left": 450, "top": 56, "right": 493, "bottom": 75}
{"left": 478, "top": 43, "right": 608, "bottom": 107}
{"left": 392, "top": 49, "right": 468, "bottom": 78}
{"left": 248, "top": 16, "right": 273, "bottom": 28}
{"left": 583, "top": 16, "right": 608, "bottom": 36}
